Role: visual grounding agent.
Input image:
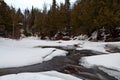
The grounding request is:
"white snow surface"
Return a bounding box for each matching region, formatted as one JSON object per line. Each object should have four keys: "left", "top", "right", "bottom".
{"left": 0, "top": 71, "right": 82, "bottom": 80}
{"left": 0, "top": 37, "right": 67, "bottom": 68}
{"left": 81, "top": 53, "right": 120, "bottom": 71}
{"left": 77, "top": 41, "right": 107, "bottom": 53}
{"left": 0, "top": 37, "right": 120, "bottom": 70}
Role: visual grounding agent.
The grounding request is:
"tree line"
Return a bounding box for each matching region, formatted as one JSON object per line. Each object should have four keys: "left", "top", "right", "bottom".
{"left": 0, "top": 0, "right": 120, "bottom": 40}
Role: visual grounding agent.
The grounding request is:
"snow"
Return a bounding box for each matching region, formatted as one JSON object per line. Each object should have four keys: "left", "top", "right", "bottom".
{"left": 0, "top": 71, "right": 82, "bottom": 80}
{"left": 0, "top": 37, "right": 67, "bottom": 68}
{"left": 0, "top": 37, "right": 120, "bottom": 75}
{"left": 80, "top": 53, "right": 120, "bottom": 79}
{"left": 77, "top": 41, "right": 108, "bottom": 53}
{"left": 81, "top": 53, "right": 120, "bottom": 71}
{"left": 0, "top": 37, "right": 114, "bottom": 53}
{"left": 43, "top": 49, "right": 66, "bottom": 61}
{"left": 41, "top": 71, "right": 82, "bottom": 80}
{"left": 0, "top": 47, "right": 67, "bottom": 68}
{"left": 0, "top": 37, "right": 120, "bottom": 79}
{"left": 99, "top": 66, "right": 120, "bottom": 80}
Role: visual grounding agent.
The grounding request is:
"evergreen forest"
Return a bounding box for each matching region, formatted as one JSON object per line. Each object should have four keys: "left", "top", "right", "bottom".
{"left": 0, "top": 0, "right": 120, "bottom": 41}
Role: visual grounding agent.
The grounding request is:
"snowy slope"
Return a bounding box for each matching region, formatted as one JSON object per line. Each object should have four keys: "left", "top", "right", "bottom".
{"left": 0, "top": 71, "right": 82, "bottom": 80}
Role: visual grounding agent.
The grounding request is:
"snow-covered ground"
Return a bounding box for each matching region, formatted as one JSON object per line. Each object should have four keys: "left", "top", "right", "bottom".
{"left": 0, "top": 37, "right": 68, "bottom": 68}
{"left": 0, "top": 37, "right": 120, "bottom": 68}
{"left": 0, "top": 37, "right": 120, "bottom": 79}
{"left": 0, "top": 71, "right": 82, "bottom": 80}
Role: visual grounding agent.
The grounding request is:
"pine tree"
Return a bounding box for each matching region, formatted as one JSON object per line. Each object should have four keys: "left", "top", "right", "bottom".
{"left": 47, "top": 0, "right": 59, "bottom": 38}
{"left": 29, "top": 6, "right": 35, "bottom": 35}
{"left": 24, "top": 9, "right": 31, "bottom": 36}
{"left": 33, "top": 8, "right": 42, "bottom": 35}
{"left": 10, "top": 6, "right": 16, "bottom": 38}
{"left": 40, "top": 4, "right": 48, "bottom": 37}
{"left": 65, "top": 0, "right": 71, "bottom": 36}
{"left": 58, "top": 3, "right": 66, "bottom": 32}
{"left": 10, "top": 7, "right": 24, "bottom": 38}
{"left": 52, "top": 0, "right": 56, "bottom": 10}
{"left": 0, "top": 1, "right": 12, "bottom": 37}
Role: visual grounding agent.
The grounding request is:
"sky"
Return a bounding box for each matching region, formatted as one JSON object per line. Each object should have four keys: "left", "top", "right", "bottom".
{"left": 4, "top": 0, "right": 76, "bottom": 10}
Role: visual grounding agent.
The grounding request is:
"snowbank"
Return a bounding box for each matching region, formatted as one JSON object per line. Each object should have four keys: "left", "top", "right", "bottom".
{"left": 77, "top": 41, "right": 108, "bottom": 53}
{"left": 0, "top": 71, "right": 82, "bottom": 80}
{"left": 81, "top": 53, "right": 120, "bottom": 71}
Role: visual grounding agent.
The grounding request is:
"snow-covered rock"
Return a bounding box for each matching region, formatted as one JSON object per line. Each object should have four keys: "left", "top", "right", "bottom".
{"left": 73, "top": 35, "right": 88, "bottom": 40}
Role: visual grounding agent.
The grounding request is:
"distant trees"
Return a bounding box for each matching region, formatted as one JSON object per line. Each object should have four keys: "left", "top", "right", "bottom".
{"left": 0, "top": 0, "right": 120, "bottom": 41}
{"left": 71, "top": 0, "right": 120, "bottom": 39}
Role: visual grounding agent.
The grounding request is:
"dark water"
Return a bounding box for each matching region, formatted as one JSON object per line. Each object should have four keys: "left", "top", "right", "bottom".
{"left": 0, "top": 49, "right": 118, "bottom": 80}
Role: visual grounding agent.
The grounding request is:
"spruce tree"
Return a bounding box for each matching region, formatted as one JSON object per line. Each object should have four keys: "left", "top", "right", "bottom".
{"left": 47, "top": 0, "right": 59, "bottom": 38}
{"left": 65, "top": 0, "right": 71, "bottom": 36}
{"left": 0, "top": 1, "right": 12, "bottom": 37}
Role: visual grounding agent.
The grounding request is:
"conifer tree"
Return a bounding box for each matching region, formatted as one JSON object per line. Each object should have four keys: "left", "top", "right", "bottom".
{"left": 65, "top": 0, "right": 71, "bottom": 35}
{"left": 0, "top": 1, "right": 12, "bottom": 37}
{"left": 47, "top": 0, "right": 59, "bottom": 38}
{"left": 24, "top": 9, "right": 31, "bottom": 35}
